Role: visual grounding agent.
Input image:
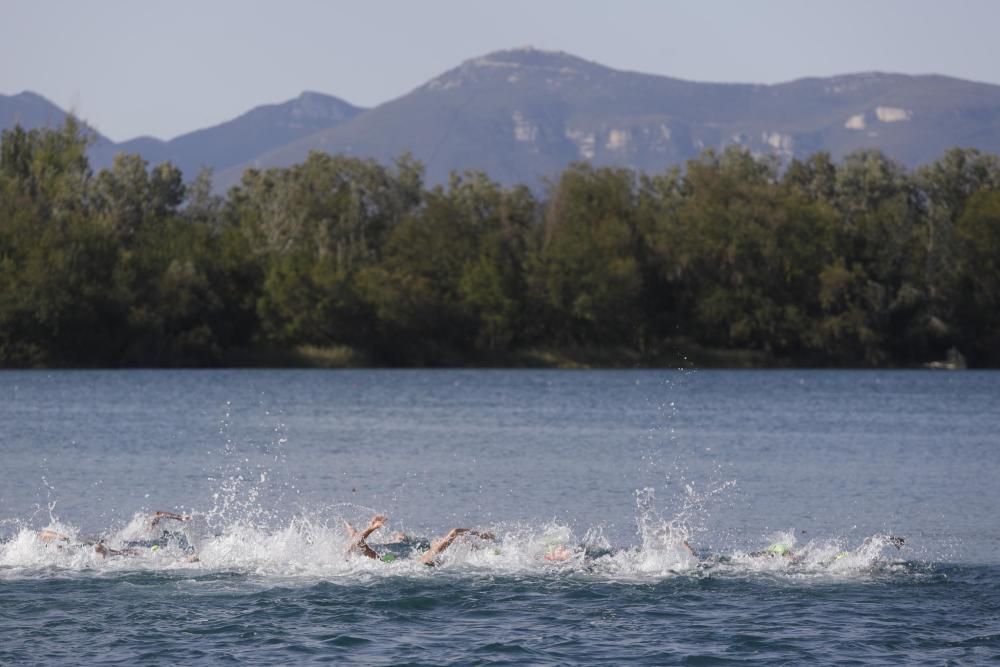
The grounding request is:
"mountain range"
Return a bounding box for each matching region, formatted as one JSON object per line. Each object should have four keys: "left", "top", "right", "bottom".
{"left": 0, "top": 89, "right": 364, "bottom": 182}
{"left": 5, "top": 47, "right": 1000, "bottom": 190}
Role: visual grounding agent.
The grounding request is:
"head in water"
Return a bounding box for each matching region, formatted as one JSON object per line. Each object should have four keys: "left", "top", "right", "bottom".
{"left": 544, "top": 544, "right": 572, "bottom": 562}
{"left": 767, "top": 543, "right": 792, "bottom": 557}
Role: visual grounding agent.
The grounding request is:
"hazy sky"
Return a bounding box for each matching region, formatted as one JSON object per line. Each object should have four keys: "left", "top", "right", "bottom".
{"left": 3, "top": 0, "right": 999, "bottom": 142}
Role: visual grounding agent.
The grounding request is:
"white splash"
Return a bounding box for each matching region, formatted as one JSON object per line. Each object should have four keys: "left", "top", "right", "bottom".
{"left": 0, "top": 483, "right": 911, "bottom": 583}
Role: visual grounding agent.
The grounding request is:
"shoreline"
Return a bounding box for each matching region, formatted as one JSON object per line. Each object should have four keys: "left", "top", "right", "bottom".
{"left": 0, "top": 342, "right": 973, "bottom": 370}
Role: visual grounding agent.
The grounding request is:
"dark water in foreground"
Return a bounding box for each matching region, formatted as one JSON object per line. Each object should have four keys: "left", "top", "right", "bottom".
{"left": 1, "top": 370, "right": 999, "bottom": 664}
{"left": 5, "top": 567, "right": 999, "bottom": 665}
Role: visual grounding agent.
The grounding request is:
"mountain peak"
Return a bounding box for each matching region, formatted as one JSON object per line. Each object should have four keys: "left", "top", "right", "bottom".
{"left": 423, "top": 47, "right": 606, "bottom": 93}
{"left": 1, "top": 90, "right": 64, "bottom": 112}
{"left": 283, "top": 91, "right": 362, "bottom": 121}
{"left": 11, "top": 90, "right": 48, "bottom": 103}
{"left": 469, "top": 46, "right": 599, "bottom": 71}
{"left": 0, "top": 90, "right": 100, "bottom": 139}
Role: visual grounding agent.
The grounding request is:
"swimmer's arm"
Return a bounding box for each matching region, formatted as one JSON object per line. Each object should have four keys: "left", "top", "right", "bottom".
{"left": 94, "top": 543, "right": 140, "bottom": 558}
{"left": 468, "top": 530, "right": 495, "bottom": 540}
{"left": 862, "top": 535, "right": 906, "bottom": 550}
{"left": 361, "top": 515, "right": 387, "bottom": 539}
{"left": 39, "top": 529, "right": 70, "bottom": 543}
{"left": 419, "top": 527, "right": 474, "bottom": 565}
{"left": 345, "top": 515, "right": 386, "bottom": 560}
{"left": 150, "top": 511, "right": 190, "bottom": 527}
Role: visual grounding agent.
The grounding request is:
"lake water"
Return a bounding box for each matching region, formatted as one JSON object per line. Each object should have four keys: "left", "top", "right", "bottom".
{"left": 1, "top": 370, "right": 998, "bottom": 664}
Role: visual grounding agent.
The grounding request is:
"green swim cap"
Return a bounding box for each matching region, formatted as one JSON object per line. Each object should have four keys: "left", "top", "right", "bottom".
{"left": 834, "top": 551, "right": 848, "bottom": 561}
{"left": 767, "top": 543, "right": 790, "bottom": 556}
{"left": 151, "top": 545, "right": 159, "bottom": 552}
{"left": 379, "top": 553, "right": 396, "bottom": 563}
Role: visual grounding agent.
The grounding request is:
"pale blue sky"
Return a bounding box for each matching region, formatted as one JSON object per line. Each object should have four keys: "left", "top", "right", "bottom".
{"left": 2, "top": 0, "right": 998, "bottom": 142}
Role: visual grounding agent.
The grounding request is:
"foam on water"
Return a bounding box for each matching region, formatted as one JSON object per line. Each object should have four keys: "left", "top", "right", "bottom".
{"left": 3, "top": 370, "right": 995, "bottom": 665}
{"left": 0, "top": 427, "right": 913, "bottom": 581}
{"left": 0, "top": 501, "right": 914, "bottom": 582}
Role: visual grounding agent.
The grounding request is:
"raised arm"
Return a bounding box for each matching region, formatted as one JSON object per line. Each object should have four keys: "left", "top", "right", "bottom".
{"left": 345, "top": 514, "right": 387, "bottom": 560}
{"left": 419, "top": 528, "right": 468, "bottom": 565}
{"left": 361, "top": 515, "right": 387, "bottom": 540}
{"left": 419, "top": 527, "right": 494, "bottom": 566}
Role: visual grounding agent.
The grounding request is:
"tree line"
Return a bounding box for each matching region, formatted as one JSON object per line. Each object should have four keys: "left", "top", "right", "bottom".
{"left": 1, "top": 119, "right": 998, "bottom": 368}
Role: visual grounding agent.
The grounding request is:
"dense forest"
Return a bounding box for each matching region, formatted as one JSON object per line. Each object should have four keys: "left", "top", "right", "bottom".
{"left": 1, "top": 120, "right": 998, "bottom": 368}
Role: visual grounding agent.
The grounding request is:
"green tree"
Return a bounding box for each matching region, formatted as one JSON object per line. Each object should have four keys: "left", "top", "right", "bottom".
{"left": 805, "top": 150, "right": 931, "bottom": 364}
{"left": 360, "top": 171, "right": 534, "bottom": 362}
{"left": 528, "top": 164, "right": 643, "bottom": 347}
{"left": 951, "top": 190, "right": 1000, "bottom": 364}
{"left": 231, "top": 153, "right": 423, "bottom": 351}
{"left": 655, "top": 148, "right": 834, "bottom": 356}
{"left": 91, "top": 154, "right": 185, "bottom": 241}
{"left": 915, "top": 149, "right": 1000, "bottom": 352}
{"left": 0, "top": 121, "right": 126, "bottom": 366}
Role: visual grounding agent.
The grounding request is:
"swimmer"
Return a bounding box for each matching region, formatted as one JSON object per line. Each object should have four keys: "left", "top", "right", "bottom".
{"left": 103, "top": 510, "right": 197, "bottom": 559}
{"left": 826, "top": 535, "right": 905, "bottom": 563}
{"left": 543, "top": 540, "right": 695, "bottom": 563}
{"left": 37, "top": 510, "right": 198, "bottom": 561}
{"left": 344, "top": 514, "right": 494, "bottom": 566}
{"left": 543, "top": 544, "right": 574, "bottom": 562}
{"left": 749, "top": 534, "right": 905, "bottom": 562}
{"left": 749, "top": 542, "right": 799, "bottom": 559}
{"left": 419, "top": 527, "right": 495, "bottom": 566}
{"left": 38, "top": 529, "right": 71, "bottom": 543}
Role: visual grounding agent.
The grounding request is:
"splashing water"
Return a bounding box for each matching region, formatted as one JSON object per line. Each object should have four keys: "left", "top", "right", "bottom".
{"left": 3, "top": 370, "right": 994, "bottom": 665}
{"left": 0, "top": 494, "right": 914, "bottom": 582}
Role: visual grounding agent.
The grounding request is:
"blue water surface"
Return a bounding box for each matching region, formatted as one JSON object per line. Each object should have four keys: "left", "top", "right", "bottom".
{"left": 1, "top": 370, "right": 998, "bottom": 664}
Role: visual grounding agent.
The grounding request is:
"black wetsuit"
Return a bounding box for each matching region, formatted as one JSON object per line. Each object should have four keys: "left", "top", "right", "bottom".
{"left": 123, "top": 530, "right": 195, "bottom": 555}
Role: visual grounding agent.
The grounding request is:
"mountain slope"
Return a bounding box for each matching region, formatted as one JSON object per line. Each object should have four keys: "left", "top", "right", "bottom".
{"left": 1, "top": 91, "right": 79, "bottom": 131}
{"left": 1, "top": 90, "right": 364, "bottom": 179}
{"left": 217, "top": 48, "right": 1000, "bottom": 189}
{"left": 0, "top": 91, "right": 114, "bottom": 145}
{"left": 88, "top": 91, "right": 365, "bottom": 177}
{"left": 8, "top": 49, "right": 1000, "bottom": 191}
